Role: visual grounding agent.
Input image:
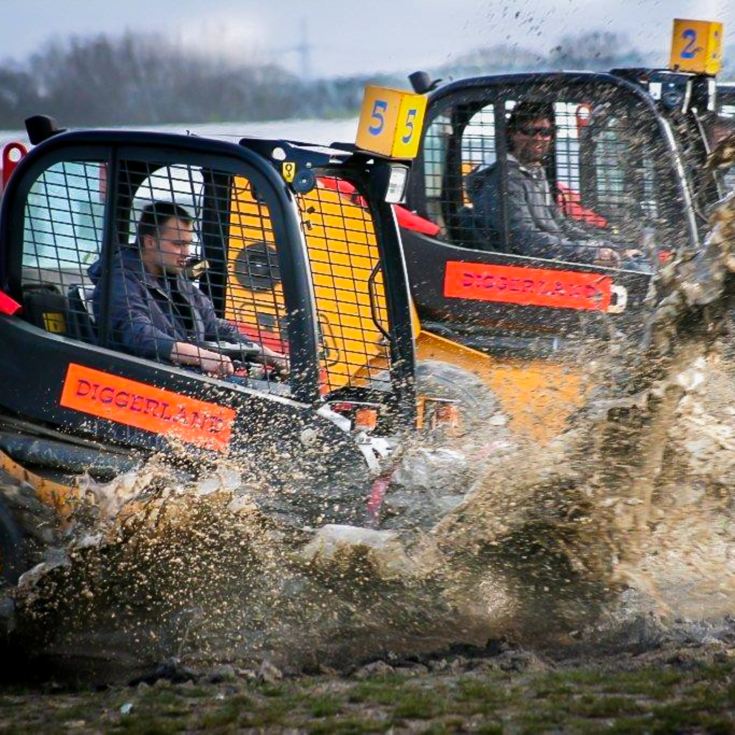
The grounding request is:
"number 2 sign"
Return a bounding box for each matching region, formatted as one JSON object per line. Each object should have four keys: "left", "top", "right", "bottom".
{"left": 669, "top": 18, "right": 723, "bottom": 75}
{"left": 356, "top": 85, "right": 428, "bottom": 159}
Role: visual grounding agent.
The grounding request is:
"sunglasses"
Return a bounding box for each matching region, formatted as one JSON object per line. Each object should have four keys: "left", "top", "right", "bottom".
{"left": 517, "top": 125, "right": 554, "bottom": 138}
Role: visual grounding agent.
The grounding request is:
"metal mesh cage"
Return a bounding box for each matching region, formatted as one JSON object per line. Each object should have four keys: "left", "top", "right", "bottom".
{"left": 19, "top": 154, "right": 394, "bottom": 398}
{"left": 421, "top": 92, "right": 688, "bottom": 266}
{"left": 229, "top": 173, "right": 392, "bottom": 395}
{"left": 22, "top": 160, "right": 105, "bottom": 340}
{"left": 297, "top": 178, "right": 390, "bottom": 394}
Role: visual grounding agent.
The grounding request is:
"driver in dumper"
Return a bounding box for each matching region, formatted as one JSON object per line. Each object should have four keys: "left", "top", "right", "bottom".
{"left": 467, "top": 101, "right": 644, "bottom": 268}
{"left": 90, "top": 200, "right": 287, "bottom": 379}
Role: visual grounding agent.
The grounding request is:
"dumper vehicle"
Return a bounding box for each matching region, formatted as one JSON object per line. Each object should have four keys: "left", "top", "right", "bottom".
{"left": 395, "top": 21, "right": 735, "bottom": 442}
{"left": 0, "top": 108, "right": 502, "bottom": 599}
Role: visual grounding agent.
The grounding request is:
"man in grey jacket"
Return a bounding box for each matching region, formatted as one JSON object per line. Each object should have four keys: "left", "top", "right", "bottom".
{"left": 90, "top": 201, "right": 284, "bottom": 379}
{"left": 467, "top": 102, "right": 638, "bottom": 266}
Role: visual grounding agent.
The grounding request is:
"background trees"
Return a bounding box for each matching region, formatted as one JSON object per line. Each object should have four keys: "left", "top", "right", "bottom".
{"left": 0, "top": 31, "right": 732, "bottom": 128}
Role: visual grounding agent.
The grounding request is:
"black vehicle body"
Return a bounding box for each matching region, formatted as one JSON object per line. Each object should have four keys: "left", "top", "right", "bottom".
{"left": 402, "top": 70, "right": 725, "bottom": 354}
{"left": 0, "top": 127, "right": 417, "bottom": 523}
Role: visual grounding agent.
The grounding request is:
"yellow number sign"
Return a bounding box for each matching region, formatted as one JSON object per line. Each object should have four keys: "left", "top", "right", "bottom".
{"left": 355, "top": 85, "right": 427, "bottom": 159}
{"left": 669, "top": 18, "right": 723, "bottom": 75}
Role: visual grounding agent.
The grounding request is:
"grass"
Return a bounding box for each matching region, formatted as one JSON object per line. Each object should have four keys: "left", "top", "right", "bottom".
{"left": 1, "top": 654, "right": 735, "bottom": 733}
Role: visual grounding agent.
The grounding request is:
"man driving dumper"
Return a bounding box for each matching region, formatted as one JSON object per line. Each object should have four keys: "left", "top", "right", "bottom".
{"left": 467, "top": 101, "right": 643, "bottom": 267}
{"left": 89, "top": 201, "right": 286, "bottom": 378}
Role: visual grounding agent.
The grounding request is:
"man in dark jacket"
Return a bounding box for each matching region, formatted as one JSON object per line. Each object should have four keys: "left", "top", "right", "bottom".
{"left": 90, "top": 201, "right": 284, "bottom": 379}
{"left": 467, "top": 102, "right": 640, "bottom": 266}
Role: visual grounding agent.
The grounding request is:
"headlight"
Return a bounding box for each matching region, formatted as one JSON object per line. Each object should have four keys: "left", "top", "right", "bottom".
{"left": 385, "top": 165, "right": 409, "bottom": 204}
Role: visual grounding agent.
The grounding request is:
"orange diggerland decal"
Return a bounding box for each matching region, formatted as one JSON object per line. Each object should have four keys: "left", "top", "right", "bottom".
{"left": 60, "top": 364, "right": 236, "bottom": 452}
{"left": 444, "top": 261, "right": 613, "bottom": 312}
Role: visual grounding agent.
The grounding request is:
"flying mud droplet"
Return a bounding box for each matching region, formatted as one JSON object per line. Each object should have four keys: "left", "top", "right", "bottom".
{"left": 6, "top": 188, "right": 735, "bottom": 680}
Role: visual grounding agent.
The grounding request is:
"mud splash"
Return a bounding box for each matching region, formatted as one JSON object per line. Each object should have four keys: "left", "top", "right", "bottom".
{"left": 8, "top": 193, "right": 735, "bottom": 683}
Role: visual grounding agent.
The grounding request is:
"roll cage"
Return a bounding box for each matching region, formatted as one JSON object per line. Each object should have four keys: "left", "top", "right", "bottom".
{"left": 0, "top": 129, "right": 418, "bottom": 443}
{"left": 406, "top": 71, "right": 705, "bottom": 259}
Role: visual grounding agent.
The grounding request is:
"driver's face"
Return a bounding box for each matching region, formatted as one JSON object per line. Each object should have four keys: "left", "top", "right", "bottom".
{"left": 511, "top": 117, "right": 554, "bottom": 165}
{"left": 142, "top": 217, "right": 193, "bottom": 277}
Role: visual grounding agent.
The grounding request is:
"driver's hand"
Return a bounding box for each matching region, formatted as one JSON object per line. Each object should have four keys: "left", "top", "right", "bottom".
{"left": 262, "top": 348, "right": 290, "bottom": 376}
{"left": 199, "top": 349, "right": 235, "bottom": 378}
{"left": 593, "top": 247, "right": 621, "bottom": 267}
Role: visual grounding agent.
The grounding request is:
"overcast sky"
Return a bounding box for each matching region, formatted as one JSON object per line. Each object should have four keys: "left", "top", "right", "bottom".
{"left": 2, "top": 0, "right": 734, "bottom": 78}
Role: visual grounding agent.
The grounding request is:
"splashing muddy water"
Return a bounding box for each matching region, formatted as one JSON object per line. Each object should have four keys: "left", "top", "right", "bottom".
{"left": 8, "top": 192, "right": 735, "bottom": 682}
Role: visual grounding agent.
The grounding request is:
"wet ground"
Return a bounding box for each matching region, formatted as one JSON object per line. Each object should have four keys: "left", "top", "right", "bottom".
{"left": 2, "top": 630, "right": 735, "bottom": 732}
{"left": 3, "top": 195, "right": 735, "bottom": 730}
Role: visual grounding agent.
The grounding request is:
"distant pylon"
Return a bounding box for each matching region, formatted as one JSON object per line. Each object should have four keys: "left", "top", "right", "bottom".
{"left": 296, "top": 18, "right": 312, "bottom": 80}
{"left": 271, "top": 17, "right": 314, "bottom": 79}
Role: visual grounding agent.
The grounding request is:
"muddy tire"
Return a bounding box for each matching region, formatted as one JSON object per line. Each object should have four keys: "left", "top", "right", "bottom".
{"left": 0, "top": 496, "right": 24, "bottom": 586}
{"left": 0, "top": 475, "right": 57, "bottom": 583}
{"left": 415, "top": 360, "right": 504, "bottom": 437}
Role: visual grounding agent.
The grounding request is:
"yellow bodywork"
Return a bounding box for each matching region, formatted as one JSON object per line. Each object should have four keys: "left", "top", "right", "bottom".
{"left": 414, "top": 328, "right": 586, "bottom": 444}
{"left": 669, "top": 19, "right": 723, "bottom": 75}
{"left": 356, "top": 86, "right": 428, "bottom": 159}
{"left": 0, "top": 448, "right": 77, "bottom": 520}
{"left": 227, "top": 176, "right": 586, "bottom": 443}
{"left": 227, "top": 177, "right": 391, "bottom": 393}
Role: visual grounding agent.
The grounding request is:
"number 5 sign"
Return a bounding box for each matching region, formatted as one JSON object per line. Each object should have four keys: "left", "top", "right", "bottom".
{"left": 356, "top": 85, "right": 427, "bottom": 159}
{"left": 669, "top": 18, "right": 723, "bottom": 75}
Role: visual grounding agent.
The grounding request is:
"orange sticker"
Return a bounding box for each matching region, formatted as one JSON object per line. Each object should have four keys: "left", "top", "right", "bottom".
{"left": 60, "top": 364, "right": 235, "bottom": 452}
{"left": 443, "top": 261, "right": 613, "bottom": 312}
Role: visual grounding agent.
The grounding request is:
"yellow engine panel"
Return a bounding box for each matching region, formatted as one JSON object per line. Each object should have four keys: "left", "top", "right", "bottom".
{"left": 415, "top": 329, "right": 586, "bottom": 444}
{"left": 227, "top": 177, "right": 392, "bottom": 393}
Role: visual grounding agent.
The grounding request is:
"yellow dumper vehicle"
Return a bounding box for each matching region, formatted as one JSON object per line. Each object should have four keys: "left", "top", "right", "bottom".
{"left": 0, "top": 99, "right": 498, "bottom": 601}
{"left": 398, "top": 19, "right": 734, "bottom": 443}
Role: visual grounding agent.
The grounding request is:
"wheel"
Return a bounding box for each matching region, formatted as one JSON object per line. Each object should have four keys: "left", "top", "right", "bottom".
{"left": 0, "top": 495, "right": 24, "bottom": 586}
{"left": 415, "top": 359, "right": 504, "bottom": 437}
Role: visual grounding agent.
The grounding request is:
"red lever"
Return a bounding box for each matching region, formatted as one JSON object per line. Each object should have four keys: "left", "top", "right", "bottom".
{"left": 0, "top": 290, "right": 21, "bottom": 316}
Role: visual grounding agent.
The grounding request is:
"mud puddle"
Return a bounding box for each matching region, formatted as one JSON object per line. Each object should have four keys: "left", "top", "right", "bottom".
{"left": 5, "top": 193, "right": 735, "bottom": 687}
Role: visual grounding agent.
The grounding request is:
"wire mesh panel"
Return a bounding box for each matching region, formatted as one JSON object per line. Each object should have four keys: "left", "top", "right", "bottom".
{"left": 423, "top": 113, "right": 455, "bottom": 233}
{"left": 21, "top": 160, "right": 105, "bottom": 339}
{"left": 227, "top": 177, "right": 287, "bottom": 356}
{"left": 105, "top": 160, "right": 289, "bottom": 390}
{"left": 297, "top": 178, "right": 391, "bottom": 394}
{"left": 228, "top": 174, "right": 392, "bottom": 396}
{"left": 18, "top": 148, "right": 397, "bottom": 400}
{"left": 421, "top": 88, "right": 689, "bottom": 268}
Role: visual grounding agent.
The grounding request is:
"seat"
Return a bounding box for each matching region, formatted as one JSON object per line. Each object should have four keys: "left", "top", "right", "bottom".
{"left": 67, "top": 284, "right": 97, "bottom": 343}
{"left": 455, "top": 205, "right": 503, "bottom": 251}
{"left": 22, "top": 284, "right": 69, "bottom": 335}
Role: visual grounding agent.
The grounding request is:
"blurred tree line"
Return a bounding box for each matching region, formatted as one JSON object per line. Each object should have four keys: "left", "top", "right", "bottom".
{"left": 1, "top": 30, "right": 733, "bottom": 128}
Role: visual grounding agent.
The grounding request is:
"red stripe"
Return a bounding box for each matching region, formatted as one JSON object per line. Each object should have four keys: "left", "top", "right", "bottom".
{"left": 0, "top": 291, "right": 21, "bottom": 316}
